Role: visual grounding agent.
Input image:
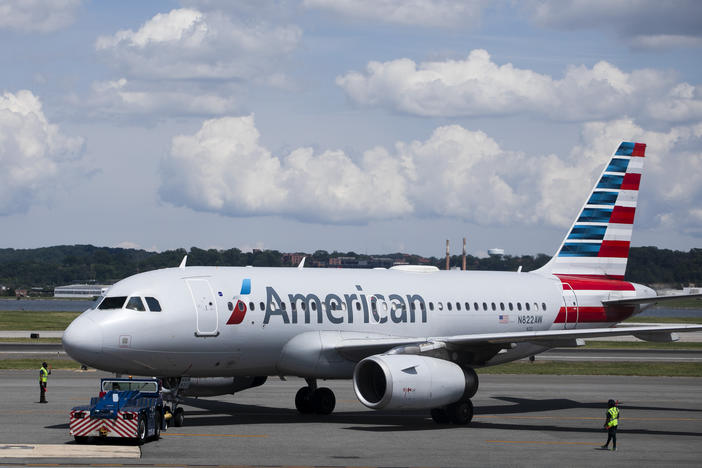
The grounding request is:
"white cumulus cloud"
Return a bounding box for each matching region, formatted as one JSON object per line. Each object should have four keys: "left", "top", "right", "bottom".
{"left": 0, "top": 0, "right": 82, "bottom": 33}
{"left": 159, "top": 114, "right": 702, "bottom": 237}
{"left": 0, "top": 90, "right": 84, "bottom": 215}
{"left": 336, "top": 49, "right": 702, "bottom": 124}
{"left": 303, "top": 0, "right": 486, "bottom": 28}
{"left": 95, "top": 8, "right": 302, "bottom": 81}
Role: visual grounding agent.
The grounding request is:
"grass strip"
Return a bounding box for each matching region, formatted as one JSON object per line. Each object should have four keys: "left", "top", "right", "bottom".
{"left": 0, "top": 358, "right": 83, "bottom": 370}
{"left": 0, "top": 311, "right": 80, "bottom": 330}
{"left": 583, "top": 340, "right": 702, "bottom": 350}
{"left": 0, "top": 337, "right": 63, "bottom": 343}
{"left": 624, "top": 316, "right": 702, "bottom": 324}
{"left": 478, "top": 361, "right": 702, "bottom": 377}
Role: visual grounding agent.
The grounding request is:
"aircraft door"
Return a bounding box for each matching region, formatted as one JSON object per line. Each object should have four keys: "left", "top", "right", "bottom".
{"left": 562, "top": 283, "right": 578, "bottom": 330}
{"left": 186, "top": 278, "right": 220, "bottom": 337}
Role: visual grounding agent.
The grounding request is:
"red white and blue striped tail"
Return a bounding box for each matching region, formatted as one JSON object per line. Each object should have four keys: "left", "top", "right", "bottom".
{"left": 536, "top": 141, "right": 646, "bottom": 280}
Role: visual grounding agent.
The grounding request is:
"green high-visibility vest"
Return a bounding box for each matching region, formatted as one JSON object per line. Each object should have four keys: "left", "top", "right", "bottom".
{"left": 40, "top": 367, "right": 48, "bottom": 383}
{"left": 608, "top": 406, "right": 619, "bottom": 427}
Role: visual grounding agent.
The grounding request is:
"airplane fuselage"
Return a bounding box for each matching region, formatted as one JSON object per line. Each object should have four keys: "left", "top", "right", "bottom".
{"left": 64, "top": 266, "right": 643, "bottom": 377}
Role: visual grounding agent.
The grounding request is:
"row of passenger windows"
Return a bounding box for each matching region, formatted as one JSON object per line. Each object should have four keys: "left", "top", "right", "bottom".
{"left": 229, "top": 299, "right": 547, "bottom": 313}
{"left": 98, "top": 296, "right": 162, "bottom": 312}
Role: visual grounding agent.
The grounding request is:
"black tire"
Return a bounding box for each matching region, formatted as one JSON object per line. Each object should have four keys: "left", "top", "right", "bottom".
{"left": 136, "top": 416, "right": 147, "bottom": 445}
{"left": 312, "top": 387, "right": 336, "bottom": 415}
{"left": 153, "top": 409, "right": 161, "bottom": 440}
{"left": 447, "top": 400, "right": 474, "bottom": 425}
{"left": 430, "top": 408, "right": 451, "bottom": 424}
{"left": 173, "top": 407, "right": 184, "bottom": 427}
{"left": 74, "top": 435, "right": 89, "bottom": 444}
{"left": 295, "top": 387, "right": 314, "bottom": 414}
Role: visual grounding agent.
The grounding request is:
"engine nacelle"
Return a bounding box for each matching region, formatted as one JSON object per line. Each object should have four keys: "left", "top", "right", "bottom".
{"left": 353, "top": 354, "right": 478, "bottom": 410}
{"left": 163, "top": 376, "right": 267, "bottom": 397}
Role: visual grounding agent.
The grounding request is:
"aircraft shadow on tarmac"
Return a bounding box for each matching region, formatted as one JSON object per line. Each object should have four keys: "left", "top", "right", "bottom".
{"left": 154, "top": 396, "right": 702, "bottom": 436}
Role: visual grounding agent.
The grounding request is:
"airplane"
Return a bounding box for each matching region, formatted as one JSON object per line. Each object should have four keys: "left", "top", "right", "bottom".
{"left": 62, "top": 141, "right": 702, "bottom": 426}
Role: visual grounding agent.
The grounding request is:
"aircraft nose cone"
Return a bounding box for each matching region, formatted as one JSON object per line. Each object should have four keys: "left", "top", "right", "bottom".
{"left": 63, "top": 314, "right": 103, "bottom": 365}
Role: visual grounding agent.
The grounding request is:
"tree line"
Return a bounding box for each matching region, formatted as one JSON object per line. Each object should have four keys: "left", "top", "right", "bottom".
{"left": 0, "top": 244, "right": 699, "bottom": 292}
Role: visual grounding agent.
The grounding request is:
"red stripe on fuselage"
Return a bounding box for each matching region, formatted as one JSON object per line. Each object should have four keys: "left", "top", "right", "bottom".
{"left": 556, "top": 275, "right": 635, "bottom": 291}
{"left": 553, "top": 306, "right": 637, "bottom": 323}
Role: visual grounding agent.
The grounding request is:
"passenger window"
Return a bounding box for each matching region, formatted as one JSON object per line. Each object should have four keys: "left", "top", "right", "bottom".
{"left": 98, "top": 296, "right": 127, "bottom": 310}
{"left": 355, "top": 302, "right": 361, "bottom": 311}
{"left": 145, "top": 297, "right": 161, "bottom": 312}
{"left": 542, "top": 302, "right": 547, "bottom": 311}
{"left": 438, "top": 302, "right": 444, "bottom": 311}
{"left": 474, "top": 302, "right": 479, "bottom": 311}
{"left": 281, "top": 302, "right": 287, "bottom": 310}
{"left": 259, "top": 301, "right": 265, "bottom": 310}
{"left": 227, "top": 302, "right": 233, "bottom": 311}
{"left": 311, "top": 302, "right": 317, "bottom": 311}
{"left": 238, "top": 301, "right": 245, "bottom": 311}
{"left": 509, "top": 302, "right": 514, "bottom": 311}
{"left": 500, "top": 302, "right": 505, "bottom": 311}
{"left": 534, "top": 302, "right": 539, "bottom": 311}
{"left": 249, "top": 302, "right": 255, "bottom": 311}
{"left": 517, "top": 303, "right": 522, "bottom": 311}
{"left": 429, "top": 302, "right": 434, "bottom": 311}
{"left": 447, "top": 302, "right": 452, "bottom": 311}
{"left": 126, "top": 296, "right": 145, "bottom": 311}
{"left": 491, "top": 303, "right": 496, "bottom": 311}
{"left": 482, "top": 302, "right": 487, "bottom": 311}
{"left": 465, "top": 302, "right": 470, "bottom": 311}
{"left": 526, "top": 303, "right": 531, "bottom": 311}
{"left": 456, "top": 302, "right": 461, "bottom": 311}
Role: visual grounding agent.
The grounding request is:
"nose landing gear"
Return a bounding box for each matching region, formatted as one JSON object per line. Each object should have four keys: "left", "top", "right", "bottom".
{"left": 295, "top": 379, "right": 336, "bottom": 415}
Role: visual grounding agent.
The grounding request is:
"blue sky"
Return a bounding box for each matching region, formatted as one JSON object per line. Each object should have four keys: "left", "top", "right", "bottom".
{"left": 0, "top": 0, "right": 701, "bottom": 257}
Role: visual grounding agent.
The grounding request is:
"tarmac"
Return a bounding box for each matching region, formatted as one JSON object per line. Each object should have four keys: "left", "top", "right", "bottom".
{"left": 1, "top": 370, "right": 701, "bottom": 467}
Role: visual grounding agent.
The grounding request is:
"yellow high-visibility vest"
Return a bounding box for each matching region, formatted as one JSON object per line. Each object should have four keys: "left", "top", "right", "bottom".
{"left": 608, "top": 406, "right": 619, "bottom": 427}
{"left": 40, "top": 367, "right": 48, "bottom": 383}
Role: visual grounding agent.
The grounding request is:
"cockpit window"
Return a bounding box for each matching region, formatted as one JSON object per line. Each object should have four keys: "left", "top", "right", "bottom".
{"left": 98, "top": 296, "right": 127, "bottom": 310}
{"left": 125, "top": 296, "right": 146, "bottom": 311}
{"left": 145, "top": 297, "right": 162, "bottom": 312}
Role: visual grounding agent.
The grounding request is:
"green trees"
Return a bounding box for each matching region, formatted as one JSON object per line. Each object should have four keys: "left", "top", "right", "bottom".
{"left": 0, "top": 245, "right": 699, "bottom": 292}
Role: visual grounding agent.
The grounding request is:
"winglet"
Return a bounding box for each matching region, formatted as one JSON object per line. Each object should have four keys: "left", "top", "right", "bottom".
{"left": 179, "top": 255, "right": 187, "bottom": 269}
{"left": 297, "top": 257, "right": 306, "bottom": 269}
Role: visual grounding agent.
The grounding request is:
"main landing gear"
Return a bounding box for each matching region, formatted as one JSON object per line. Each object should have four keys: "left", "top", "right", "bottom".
{"left": 295, "top": 378, "right": 336, "bottom": 415}
{"left": 430, "top": 399, "right": 474, "bottom": 425}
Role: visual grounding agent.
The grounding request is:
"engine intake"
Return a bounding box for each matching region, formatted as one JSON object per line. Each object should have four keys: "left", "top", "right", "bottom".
{"left": 353, "top": 354, "right": 478, "bottom": 410}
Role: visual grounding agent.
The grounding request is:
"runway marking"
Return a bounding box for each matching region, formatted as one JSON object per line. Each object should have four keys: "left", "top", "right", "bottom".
{"left": 0, "top": 444, "right": 140, "bottom": 458}
{"left": 162, "top": 432, "right": 267, "bottom": 438}
{"left": 487, "top": 440, "right": 599, "bottom": 446}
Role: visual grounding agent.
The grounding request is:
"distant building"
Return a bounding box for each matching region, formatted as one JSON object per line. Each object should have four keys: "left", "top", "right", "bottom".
{"left": 54, "top": 284, "right": 110, "bottom": 298}
{"left": 488, "top": 248, "right": 505, "bottom": 257}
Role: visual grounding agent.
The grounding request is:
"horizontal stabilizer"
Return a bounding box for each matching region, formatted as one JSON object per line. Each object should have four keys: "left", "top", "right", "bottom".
{"left": 603, "top": 292, "right": 702, "bottom": 307}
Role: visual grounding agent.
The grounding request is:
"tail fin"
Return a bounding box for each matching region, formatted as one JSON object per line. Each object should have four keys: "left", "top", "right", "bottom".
{"left": 535, "top": 142, "right": 646, "bottom": 279}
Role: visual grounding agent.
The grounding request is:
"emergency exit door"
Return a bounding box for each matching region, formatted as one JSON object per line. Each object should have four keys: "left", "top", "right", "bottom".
{"left": 562, "top": 283, "right": 578, "bottom": 330}
{"left": 186, "top": 278, "right": 219, "bottom": 337}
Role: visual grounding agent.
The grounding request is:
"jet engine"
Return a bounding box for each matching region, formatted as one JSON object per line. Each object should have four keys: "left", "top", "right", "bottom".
{"left": 162, "top": 376, "right": 267, "bottom": 397}
{"left": 353, "top": 354, "right": 478, "bottom": 410}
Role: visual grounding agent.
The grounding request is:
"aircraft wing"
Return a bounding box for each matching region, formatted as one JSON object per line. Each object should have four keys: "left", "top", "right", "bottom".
{"left": 602, "top": 292, "right": 702, "bottom": 307}
{"left": 333, "top": 324, "right": 702, "bottom": 360}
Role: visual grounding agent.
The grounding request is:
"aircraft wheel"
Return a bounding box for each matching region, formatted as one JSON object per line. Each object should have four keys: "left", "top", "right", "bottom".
{"left": 136, "top": 416, "right": 147, "bottom": 445}
{"left": 447, "top": 400, "right": 474, "bottom": 425}
{"left": 295, "top": 387, "right": 314, "bottom": 414}
{"left": 312, "top": 387, "right": 336, "bottom": 415}
{"left": 430, "top": 408, "right": 451, "bottom": 424}
{"left": 173, "top": 407, "right": 184, "bottom": 427}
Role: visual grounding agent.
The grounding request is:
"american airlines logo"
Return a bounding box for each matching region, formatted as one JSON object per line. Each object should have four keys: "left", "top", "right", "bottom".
{"left": 262, "top": 284, "right": 428, "bottom": 325}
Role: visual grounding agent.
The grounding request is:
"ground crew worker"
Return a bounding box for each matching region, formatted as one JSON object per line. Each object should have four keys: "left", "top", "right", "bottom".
{"left": 601, "top": 399, "right": 619, "bottom": 451}
{"left": 39, "top": 361, "right": 51, "bottom": 403}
